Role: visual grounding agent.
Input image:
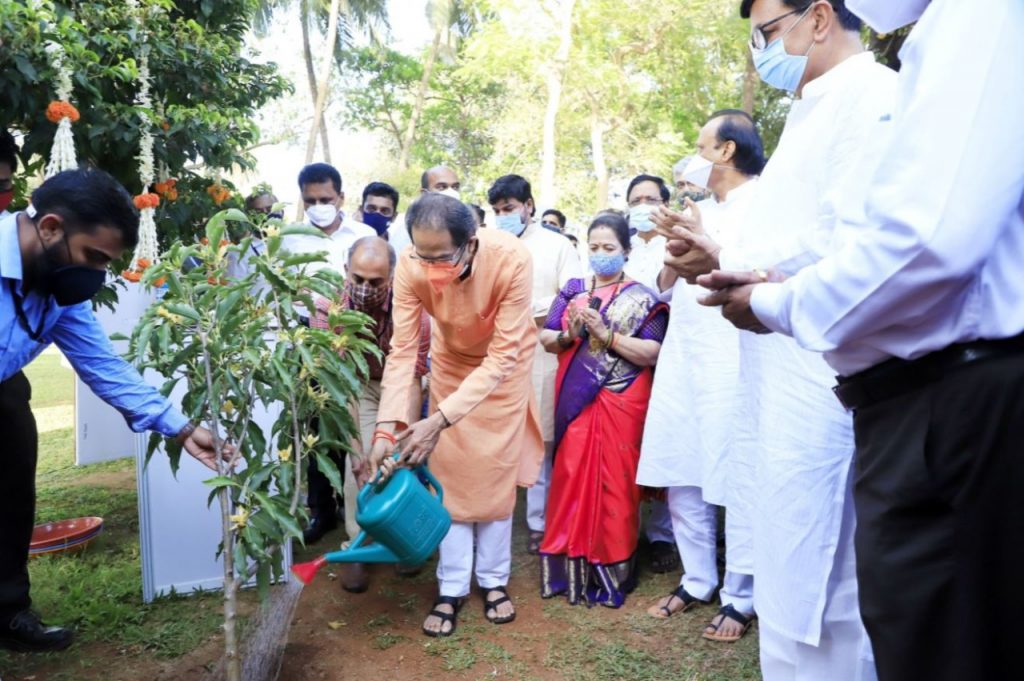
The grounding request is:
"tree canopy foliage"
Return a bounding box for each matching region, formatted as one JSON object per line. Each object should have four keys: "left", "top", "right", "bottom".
{"left": 0, "top": 0, "right": 290, "bottom": 244}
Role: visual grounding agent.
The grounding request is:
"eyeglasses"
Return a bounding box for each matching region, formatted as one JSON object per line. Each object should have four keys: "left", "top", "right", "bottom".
{"left": 411, "top": 242, "right": 467, "bottom": 265}
{"left": 750, "top": 2, "right": 813, "bottom": 50}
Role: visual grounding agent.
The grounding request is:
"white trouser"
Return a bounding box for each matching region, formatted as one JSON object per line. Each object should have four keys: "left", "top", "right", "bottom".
{"left": 437, "top": 517, "right": 513, "bottom": 598}
{"left": 644, "top": 498, "right": 675, "bottom": 544}
{"left": 346, "top": 377, "right": 422, "bottom": 541}
{"left": 758, "top": 480, "right": 875, "bottom": 681}
{"left": 668, "top": 486, "right": 754, "bottom": 613}
{"left": 525, "top": 442, "right": 555, "bottom": 532}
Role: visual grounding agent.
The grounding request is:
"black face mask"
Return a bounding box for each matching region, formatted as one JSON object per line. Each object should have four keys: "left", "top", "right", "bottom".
{"left": 31, "top": 223, "right": 107, "bottom": 307}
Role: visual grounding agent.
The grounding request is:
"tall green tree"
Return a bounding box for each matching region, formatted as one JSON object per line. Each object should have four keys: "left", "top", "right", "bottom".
{"left": 0, "top": 0, "right": 290, "bottom": 244}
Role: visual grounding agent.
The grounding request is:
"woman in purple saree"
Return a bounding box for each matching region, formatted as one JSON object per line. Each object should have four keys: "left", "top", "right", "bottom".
{"left": 536, "top": 213, "right": 668, "bottom": 607}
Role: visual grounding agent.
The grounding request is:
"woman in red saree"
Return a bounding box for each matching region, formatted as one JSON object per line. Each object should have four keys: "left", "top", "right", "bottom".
{"left": 537, "top": 213, "right": 668, "bottom": 608}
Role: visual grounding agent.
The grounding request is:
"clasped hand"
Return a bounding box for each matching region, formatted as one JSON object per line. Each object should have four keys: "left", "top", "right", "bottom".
{"left": 696, "top": 270, "right": 784, "bottom": 334}
{"left": 652, "top": 201, "right": 722, "bottom": 284}
{"left": 568, "top": 305, "right": 610, "bottom": 344}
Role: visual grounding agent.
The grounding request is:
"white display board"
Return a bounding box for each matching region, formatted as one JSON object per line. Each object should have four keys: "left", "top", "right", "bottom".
{"left": 136, "top": 362, "right": 292, "bottom": 602}
{"left": 75, "top": 282, "right": 154, "bottom": 465}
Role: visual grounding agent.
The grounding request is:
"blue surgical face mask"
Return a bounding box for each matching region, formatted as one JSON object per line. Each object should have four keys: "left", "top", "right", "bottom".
{"left": 628, "top": 204, "right": 656, "bottom": 233}
{"left": 750, "top": 6, "right": 815, "bottom": 93}
{"left": 590, "top": 253, "right": 625, "bottom": 277}
{"left": 495, "top": 213, "right": 527, "bottom": 237}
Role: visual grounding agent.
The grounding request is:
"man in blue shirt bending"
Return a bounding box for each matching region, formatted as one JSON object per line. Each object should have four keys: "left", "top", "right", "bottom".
{"left": 0, "top": 168, "right": 224, "bottom": 653}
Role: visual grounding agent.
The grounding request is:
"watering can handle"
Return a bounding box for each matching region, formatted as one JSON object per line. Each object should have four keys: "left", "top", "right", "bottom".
{"left": 357, "top": 451, "right": 444, "bottom": 505}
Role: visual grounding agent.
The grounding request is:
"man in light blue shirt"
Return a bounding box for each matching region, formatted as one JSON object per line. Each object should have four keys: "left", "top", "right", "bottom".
{"left": 0, "top": 168, "right": 224, "bottom": 653}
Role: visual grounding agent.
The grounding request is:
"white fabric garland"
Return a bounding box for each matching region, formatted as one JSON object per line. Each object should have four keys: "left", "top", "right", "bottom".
{"left": 128, "top": 9, "right": 160, "bottom": 272}
{"left": 43, "top": 41, "right": 78, "bottom": 178}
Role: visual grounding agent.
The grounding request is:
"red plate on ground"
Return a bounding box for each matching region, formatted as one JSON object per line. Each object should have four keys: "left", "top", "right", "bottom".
{"left": 30, "top": 517, "right": 104, "bottom": 552}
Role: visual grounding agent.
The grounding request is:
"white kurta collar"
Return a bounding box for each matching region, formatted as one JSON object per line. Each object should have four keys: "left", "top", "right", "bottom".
{"left": 801, "top": 51, "right": 877, "bottom": 100}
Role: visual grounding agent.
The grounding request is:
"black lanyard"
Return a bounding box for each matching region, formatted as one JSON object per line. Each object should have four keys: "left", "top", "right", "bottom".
{"left": 6, "top": 278, "right": 48, "bottom": 342}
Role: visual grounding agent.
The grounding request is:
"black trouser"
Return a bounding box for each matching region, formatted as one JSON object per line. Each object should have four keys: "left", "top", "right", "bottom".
{"left": 852, "top": 354, "right": 1024, "bottom": 681}
{"left": 0, "top": 371, "right": 37, "bottom": 621}
{"left": 304, "top": 413, "right": 344, "bottom": 519}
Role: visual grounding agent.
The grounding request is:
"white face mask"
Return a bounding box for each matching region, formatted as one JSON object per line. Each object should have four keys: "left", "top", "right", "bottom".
{"left": 681, "top": 154, "right": 714, "bottom": 190}
{"left": 628, "top": 204, "right": 656, "bottom": 233}
{"left": 305, "top": 203, "right": 338, "bottom": 228}
{"left": 846, "top": 0, "right": 930, "bottom": 33}
{"left": 436, "top": 187, "right": 461, "bottom": 200}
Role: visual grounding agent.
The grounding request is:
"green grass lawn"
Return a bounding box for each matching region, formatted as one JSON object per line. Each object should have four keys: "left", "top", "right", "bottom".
{"left": 0, "top": 353, "right": 230, "bottom": 681}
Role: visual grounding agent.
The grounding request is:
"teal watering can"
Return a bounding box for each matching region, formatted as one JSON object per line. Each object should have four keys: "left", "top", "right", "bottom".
{"left": 291, "top": 454, "right": 451, "bottom": 584}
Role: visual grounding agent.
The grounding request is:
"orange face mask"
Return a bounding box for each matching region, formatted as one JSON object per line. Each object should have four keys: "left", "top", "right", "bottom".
{"left": 421, "top": 241, "right": 470, "bottom": 295}
{"left": 425, "top": 261, "right": 463, "bottom": 295}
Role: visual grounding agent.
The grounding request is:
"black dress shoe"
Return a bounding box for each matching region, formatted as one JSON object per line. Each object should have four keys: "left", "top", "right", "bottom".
{"left": 648, "top": 540, "right": 681, "bottom": 574}
{"left": 302, "top": 514, "right": 338, "bottom": 544}
{"left": 0, "top": 610, "right": 74, "bottom": 652}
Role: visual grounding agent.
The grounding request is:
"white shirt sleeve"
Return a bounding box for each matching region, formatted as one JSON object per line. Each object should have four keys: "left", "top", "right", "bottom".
{"left": 753, "top": 0, "right": 1024, "bottom": 359}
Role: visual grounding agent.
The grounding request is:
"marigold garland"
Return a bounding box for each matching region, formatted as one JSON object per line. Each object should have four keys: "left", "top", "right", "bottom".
{"left": 124, "top": 2, "right": 161, "bottom": 280}
{"left": 133, "top": 193, "right": 160, "bottom": 210}
{"left": 46, "top": 101, "right": 80, "bottom": 124}
{"left": 43, "top": 43, "right": 78, "bottom": 178}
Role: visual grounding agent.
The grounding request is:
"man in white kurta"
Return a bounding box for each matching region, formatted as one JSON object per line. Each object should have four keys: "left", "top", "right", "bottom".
{"left": 637, "top": 110, "right": 764, "bottom": 640}
{"left": 671, "top": 1, "right": 896, "bottom": 677}
{"left": 724, "top": 3, "right": 1024, "bottom": 679}
{"left": 487, "top": 175, "right": 581, "bottom": 549}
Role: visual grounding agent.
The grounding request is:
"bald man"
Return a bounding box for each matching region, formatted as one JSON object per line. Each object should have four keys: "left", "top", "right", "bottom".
{"left": 387, "top": 165, "right": 462, "bottom": 253}
{"left": 308, "top": 237, "right": 430, "bottom": 592}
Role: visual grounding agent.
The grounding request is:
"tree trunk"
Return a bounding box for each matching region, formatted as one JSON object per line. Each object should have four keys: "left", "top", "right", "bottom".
{"left": 741, "top": 50, "right": 757, "bottom": 115}
{"left": 590, "top": 111, "right": 608, "bottom": 212}
{"left": 398, "top": 30, "right": 442, "bottom": 172}
{"left": 300, "top": 0, "right": 331, "bottom": 162}
{"left": 304, "top": 0, "right": 341, "bottom": 166}
{"left": 219, "top": 488, "right": 241, "bottom": 681}
{"left": 538, "top": 0, "right": 576, "bottom": 208}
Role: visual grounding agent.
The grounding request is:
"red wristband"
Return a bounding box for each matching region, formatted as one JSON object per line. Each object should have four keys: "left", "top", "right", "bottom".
{"left": 372, "top": 429, "right": 397, "bottom": 445}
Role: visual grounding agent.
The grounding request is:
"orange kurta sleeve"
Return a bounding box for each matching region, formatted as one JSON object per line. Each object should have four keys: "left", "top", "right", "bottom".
{"left": 436, "top": 252, "right": 534, "bottom": 424}
{"left": 377, "top": 254, "right": 424, "bottom": 428}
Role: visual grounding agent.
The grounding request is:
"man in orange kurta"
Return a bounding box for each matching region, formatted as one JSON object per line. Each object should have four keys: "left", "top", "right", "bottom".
{"left": 370, "top": 193, "right": 543, "bottom": 637}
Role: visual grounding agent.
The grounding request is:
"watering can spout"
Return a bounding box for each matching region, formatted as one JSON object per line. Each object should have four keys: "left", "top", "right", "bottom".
{"left": 323, "top": 540, "right": 398, "bottom": 565}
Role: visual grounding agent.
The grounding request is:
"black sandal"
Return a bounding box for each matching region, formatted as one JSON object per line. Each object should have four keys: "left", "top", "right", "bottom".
{"left": 482, "top": 586, "right": 516, "bottom": 625}
{"left": 422, "top": 595, "right": 465, "bottom": 638}
{"left": 650, "top": 585, "right": 704, "bottom": 619}
{"left": 702, "top": 604, "right": 756, "bottom": 642}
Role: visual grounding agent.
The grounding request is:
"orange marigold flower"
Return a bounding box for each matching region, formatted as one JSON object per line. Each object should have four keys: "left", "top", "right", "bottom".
{"left": 136, "top": 258, "right": 152, "bottom": 270}
{"left": 46, "top": 101, "right": 80, "bottom": 124}
{"left": 206, "top": 183, "right": 231, "bottom": 205}
{"left": 133, "top": 193, "right": 160, "bottom": 210}
{"left": 153, "top": 277, "right": 166, "bottom": 287}
{"left": 153, "top": 181, "right": 178, "bottom": 202}
{"left": 122, "top": 269, "right": 143, "bottom": 283}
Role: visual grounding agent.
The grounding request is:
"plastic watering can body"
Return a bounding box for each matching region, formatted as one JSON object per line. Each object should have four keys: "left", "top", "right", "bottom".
{"left": 320, "top": 460, "right": 451, "bottom": 567}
